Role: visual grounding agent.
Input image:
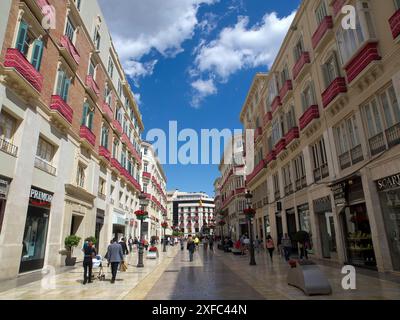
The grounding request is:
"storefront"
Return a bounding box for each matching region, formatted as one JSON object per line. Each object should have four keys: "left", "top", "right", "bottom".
{"left": 0, "top": 177, "right": 10, "bottom": 233}
{"left": 112, "top": 209, "right": 126, "bottom": 241}
{"left": 313, "top": 196, "right": 336, "bottom": 259}
{"left": 20, "top": 187, "right": 53, "bottom": 273}
{"left": 376, "top": 173, "right": 400, "bottom": 271}
{"left": 297, "top": 203, "right": 313, "bottom": 251}
{"left": 286, "top": 208, "right": 297, "bottom": 249}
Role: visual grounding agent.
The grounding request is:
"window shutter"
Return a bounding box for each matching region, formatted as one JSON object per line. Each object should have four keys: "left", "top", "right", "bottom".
{"left": 31, "top": 39, "right": 44, "bottom": 71}
{"left": 56, "top": 70, "right": 65, "bottom": 97}
{"left": 81, "top": 102, "right": 89, "bottom": 126}
{"left": 88, "top": 111, "right": 94, "bottom": 130}
{"left": 16, "top": 21, "right": 28, "bottom": 53}
{"left": 62, "top": 78, "right": 71, "bottom": 101}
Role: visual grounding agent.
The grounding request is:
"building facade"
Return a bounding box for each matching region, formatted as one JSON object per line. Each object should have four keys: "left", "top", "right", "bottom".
{"left": 141, "top": 141, "right": 168, "bottom": 240}
{"left": 0, "top": 0, "right": 153, "bottom": 280}
{"left": 240, "top": 0, "right": 400, "bottom": 274}
{"left": 167, "top": 190, "right": 215, "bottom": 236}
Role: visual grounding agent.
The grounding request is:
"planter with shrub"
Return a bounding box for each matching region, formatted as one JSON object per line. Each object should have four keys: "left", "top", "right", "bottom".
{"left": 63, "top": 235, "right": 81, "bottom": 266}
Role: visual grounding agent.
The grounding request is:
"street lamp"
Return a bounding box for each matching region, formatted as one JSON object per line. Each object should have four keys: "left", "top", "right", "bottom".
{"left": 245, "top": 190, "right": 256, "bottom": 266}
{"left": 135, "top": 191, "right": 149, "bottom": 268}
{"left": 161, "top": 217, "right": 168, "bottom": 252}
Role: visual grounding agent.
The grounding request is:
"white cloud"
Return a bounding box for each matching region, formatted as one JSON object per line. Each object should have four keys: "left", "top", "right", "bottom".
{"left": 194, "top": 11, "right": 296, "bottom": 80}
{"left": 134, "top": 93, "right": 142, "bottom": 106}
{"left": 98, "top": 0, "right": 218, "bottom": 80}
{"left": 190, "top": 79, "right": 217, "bottom": 107}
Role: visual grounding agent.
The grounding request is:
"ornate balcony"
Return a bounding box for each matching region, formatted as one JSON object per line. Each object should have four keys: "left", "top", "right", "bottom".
{"left": 246, "top": 159, "right": 266, "bottom": 184}
{"left": 322, "top": 77, "right": 347, "bottom": 109}
{"left": 312, "top": 16, "right": 333, "bottom": 51}
{"left": 121, "top": 133, "right": 130, "bottom": 146}
{"left": 59, "top": 35, "right": 80, "bottom": 69}
{"left": 80, "top": 125, "right": 96, "bottom": 148}
{"left": 102, "top": 102, "right": 113, "bottom": 121}
{"left": 266, "top": 150, "right": 276, "bottom": 164}
{"left": 299, "top": 105, "right": 320, "bottom": 131}
{"left": 263, "top": 112, "right": 272, "bottom": 128}
{"left": 368, "top": 132, "right": 386, "bottom": 156}
{"left": 142, "top": 171, "right": 151, "bottom": 179}
{"left": 386, "top": 122, "right": 400, "bottom": 148}
{"left": 293, "top": 52, "right": 311, "bottom": 81}
{"left": 110, "top": 158, "right": 122, "bottom": 174}
{"left": 3, "top": 48, "right": 43, "bottom": 98}
{"left": 0, "top": 137, "right": 18, "bottom": 157}
{"left": 271, "top": 96, "right": 282, "bottom": 113}
{"left": 279, "top": 80, "right": 293, "bottom": 102}
{"left": 49, "top": 95, "right": 73, "bottom": 129}
{"left": 112, "top": 119, "right": 123, "bottom": 135}
{"left": 344, "top": 42, "right": 381, "bottom": 84}
{"left": 275, "top": 138, "right": 286, "bottom": 156}
{"left": 284, "top": 127, "right": 300, "bottom": 147}
{"left": 99, "top": 146, "right": 111, "bottom": 162}
{"left": 390, "top": 9, "right": 400, "bottom": 39}
{"left": 85, "top": 75, "right": 100, "bottom": 99}
{"left": 235, "top": 187, "right": 245, "bottom": 195}
{"left": 295, "top": 177, "right": 307, "bottom": 191}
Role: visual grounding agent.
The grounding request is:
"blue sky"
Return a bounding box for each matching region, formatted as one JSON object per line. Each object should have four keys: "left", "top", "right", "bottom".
{"left": 99, "top": 0, "right": 301, "bottom": 196}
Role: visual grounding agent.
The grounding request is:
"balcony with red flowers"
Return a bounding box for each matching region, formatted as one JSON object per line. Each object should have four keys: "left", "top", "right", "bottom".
{"left": 299, "top": 105, "right": 320, "bottom": 131}
{"left": 102, "top": 101, "right": 113, "bottom": 121}
{"left": 312, "top": 17, "right": 334, "bottom": 53}
{"left": 322, "top": 77, "right": 347, "bottom": 109}
{"left": 49, "top": 95, "right": 73, "bottom": 129}
{"left": 85, "top": 75, "right": 100, "bottom": 99}
{"left": 390, "top": 9, "right": 400, "bottom": 39}
{"left": 246, "top": 159, "right": 266, "bottom": 185}
{"left": 263, "top": 112, "right": 272, "bottom": 128}
{"left": 275, "top": 138, "right": 286, "bottom": 156}
{"left": 266, "top": 150, "right": 276, "bottom": 164}
{"left": 80, "top": 125, "right": 96, "bottom": 148}
{"left": 112, "top": 119, "right": 123, "bottom": 135}
{"left": 3, "top": 48, "right": 43, "bottom": 97}
{"left": 99, "top": 146, "right": 111, "bottom": 163}
{"left": 284, "top": 127, "right": 300, "bottom": 147}
{"left": 279, "top": 80, "right": 293, "bottom": 102}
{"left": 344, "top": 42, "right": 381, "bottom": 85}
{"left": 293, "top": 52, "right": 311, "bottom": 81}
{"left": 271, "top": 95, "right": 282, "bottom": 113}
{"left": 59, "top": 35, "right": 80, "bottom": 70}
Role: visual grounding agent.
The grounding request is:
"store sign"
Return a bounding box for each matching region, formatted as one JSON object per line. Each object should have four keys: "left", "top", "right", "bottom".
{"left": 376, "top": 173, "right": 400, "bottom": 191}
{"left": 313, "top": 196, "right": 332, "bottom": 213}
{"left": 29, "top": 188, "right": 53, "bottom": 207}
{"left": 331, "top": 182, "right": 347, "bottom": 206}
{"left": 0, "top": 179, "right": 10, "bottom": 199}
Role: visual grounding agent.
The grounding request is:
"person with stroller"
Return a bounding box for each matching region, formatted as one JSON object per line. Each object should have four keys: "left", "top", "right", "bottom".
{"left": 105, "top": 239, "right": 124, "bottom": 284}
{"left": 82, "top": 240, "right": 96, "bottom": 285}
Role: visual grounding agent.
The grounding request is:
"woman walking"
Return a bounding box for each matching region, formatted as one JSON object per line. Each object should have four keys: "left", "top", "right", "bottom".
{"left": 187, "top": 235, "right": 195, "bottom": 262}
{"left": 266, "top": 235, "right": 275, "bottom": 262}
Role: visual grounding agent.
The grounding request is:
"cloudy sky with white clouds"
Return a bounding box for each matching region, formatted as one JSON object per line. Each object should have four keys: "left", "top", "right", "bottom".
{"left": 98, "top": 0, "right": 300, "bottom": 193}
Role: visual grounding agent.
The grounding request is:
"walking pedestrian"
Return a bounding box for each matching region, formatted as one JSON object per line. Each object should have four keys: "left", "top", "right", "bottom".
{"left": 187, "top": 235, "right": 195, "bottom": 262}
{"left": 194, "top": 236, "right": 200, "bottom": 250}
{"left": 105, "top": 239, "right": 124, "bottom": 284}
{"left": 128, "top": 236, "right": 133, "bottom": 254}
{"left": 209, "top": 236, "right": 214, "bottom": 251}
{"left": 254, "top": 236, "right": 261, "bottom": 254}
{"left": 82, "top": 239, "right": 96, "bottom": 285}
{"left": 203, "top": 236, "right": 209, "bottom": 250}
{"left": 281, "top": 233, "right": 292, "bottom": 261}
{"left": 266, "top": 235, "right": 275, "bottom": 262}
{"left": 180, "top": 237, "right": 184, "bottom": 251}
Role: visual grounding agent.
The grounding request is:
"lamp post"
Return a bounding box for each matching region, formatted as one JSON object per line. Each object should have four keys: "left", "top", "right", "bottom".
{"left": 135, "top": 191, "right": 149, "bottom": 268}
{"left": 161, "top": 220, "right": 168, "bottom": 252}
{"left": 245, "top": 190, "right": 256, "bottom": 266}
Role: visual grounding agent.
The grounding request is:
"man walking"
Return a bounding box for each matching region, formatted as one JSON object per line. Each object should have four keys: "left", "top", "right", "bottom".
{"left": 187, "top": 235, "right": 195, "bottom": 262}
{"left": 281, "top": 233, "right": 292, "bottom": 261}
{"left": 209, "top": 236, "right": 214, "bottom": 251}
{"left": 105, "top": 239, "right": 124, "bottom": 284}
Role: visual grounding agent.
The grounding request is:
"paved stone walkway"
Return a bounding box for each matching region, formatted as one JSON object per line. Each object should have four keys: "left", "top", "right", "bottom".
{"left": 146, "top": 246, "right": 400, "bottom": 300}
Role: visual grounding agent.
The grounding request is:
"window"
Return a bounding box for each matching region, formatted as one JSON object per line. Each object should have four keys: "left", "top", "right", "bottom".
{"left": 286, "top": 105, "right": 296, "bottom": 131}
{"left": 81, "top": 102, "right": 94, "bottom": 130}
{"left": 15, "top": 20, "right": 43, "bottom": 71}
{"left": 107, "top": 56, "right": 114, "bottom": 78}
{"left": 293, "top": 153, "right": 306, "bottom": 190}
{"left": 322, "top": 52, "right": 340, "bottom": 88}
{"left": 65, "top": 18, "right": 76, "bottom": 43}
{"left": 267, "top": 75, "right": 279, "bottom": 107}
{"left": 100, "top": 125, "right": 109, "bottom": 149}
{"left": 121, "top": 148, "right": 127, "bottom": 168}
{"left": 0, "top": 111, "right": 16, "bottom": 143}
{"left": 315, "top": 1, "right": 328, "bottom": 26}
{"left": 311, "top": 138, "right": 329, "bottom": 181}
{"left": 144, "top": 162, "right": 148, "bottom": 172}
{"left": 36, "top": 137, "right": 54, "bottom": 165}
{"left": 144, "top": 147, "right": 148, "bottom": 155}
{"left": 76, "top": 163, "right": 86, "bottom": 188}
{"left": 293, "top": 37, "right": 304, "bottom": 62}
{"left": 143, "top": 184, "right": 148, "bottom": 194}
{"left": 88, "top": 60, "right": 96, "bottom": 78}
{"left": 55, "top": 68, "right": 71, "bottom": 102}
{"left": 336, "top": 1, "right": 376, "bottom": 64}
{"left": 93, "top": 27, "right": 101, "bottom": 50}
{"left": 301, "top": 82, "right": 317, "bottom": 112}
{"left": 282, "top": 164, "right": 293, "bottom": 195}
{"left": 280, "top": 65, "right": 290, "bottom": 88}
{"left": 98, "top": 178, "right": 106, "bottom": 197}
{"left": 271, "top": 117, "right": 284, "bottom": 146}
{"left": 273, "top": 173, "right": 280, "bottom": 200}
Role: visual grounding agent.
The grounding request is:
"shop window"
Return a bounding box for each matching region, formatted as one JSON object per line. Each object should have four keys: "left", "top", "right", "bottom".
{"left": 297, "top": 204, "right": 313, "bottom": 251}
{"left": 76, "top": 163, "right": 86, "bottom": 188}
{"left": 35, "top": 137, "right": 56, "bottom": 175}
{"left": 81, "top": 102, "right": 94, "bottom": 130}
{"left": 15, "top": 20, "right": 44, "bottom": 71}
{"left": 55, "top": 67, "right": 72, "bottom": 102}
{"left": 311, "top": 137, "right": 329, "bottom": 182}
{"left": 0, "top": 110, "right": 18, "bottom": 156}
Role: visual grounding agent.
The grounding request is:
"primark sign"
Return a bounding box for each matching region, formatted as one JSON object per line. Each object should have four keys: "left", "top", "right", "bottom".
{"left": 376, "top": 173, "right": 400, "bottom": 191}
{"left": 30, "top": 188, "right": 53, "bottom": 203}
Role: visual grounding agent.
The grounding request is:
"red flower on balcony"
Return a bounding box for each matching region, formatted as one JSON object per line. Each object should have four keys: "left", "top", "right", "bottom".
{"left": 98, "top": 146, "right": 111, "bottom": 161}
{"left": 243, "top": 208, "right": 256, "bottom": 216}
{"left": 390, "top": 9, "right": 400, "bottom": 39}
{"left": 293, "top": 52, "right": 310, "bottom": 80}
{"left": 266, "top": 150, "right": 276, "bottom": 163}
{"left": 85, "top": 75, "right": 100, "bottom": 96}
{"left": 344, "top": 42, "right": 381, "bottom": 83}
{"left": 60, "top": 35, "right": 80, "bottom": 65}
{"left": 279, "top": 80, "right": 293, "bottom": 101}
{"left": 284, "top": 127, "right": 300, "bottom": 146}
{"left": 299, "top": 105, "right": 320, "bottom": 131}
{"left": 50, "top": 95, "right": 73, "bottom": 124}
{"left": 312, "top": 16, "right": 333, "bottom": 50}
{"left": 80, "top": 125, "right": 96, "bottom": 147}
{"left": 271, "top": 96, "right": 282, "bottom": 113}
{"left": 322, "top": 77, "right": 347, "bottom": 108}
{"left": 134, "top": 210, "right": 148, "bottom": 219}
{"left": 4, "top": 48, "right": 43, "bottom": 92}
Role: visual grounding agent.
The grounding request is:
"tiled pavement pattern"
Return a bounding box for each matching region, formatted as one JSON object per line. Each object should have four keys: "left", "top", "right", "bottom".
{"left": 145, "top": 246, "right": 400, "bottom": 300}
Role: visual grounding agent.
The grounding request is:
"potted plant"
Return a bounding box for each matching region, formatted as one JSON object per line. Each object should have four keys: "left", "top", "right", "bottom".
{"left": 147, "top": 246, "right": 158, "bottom": 259}
{"left": 64, "top": 235, "right": 81, "bottom": 266}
